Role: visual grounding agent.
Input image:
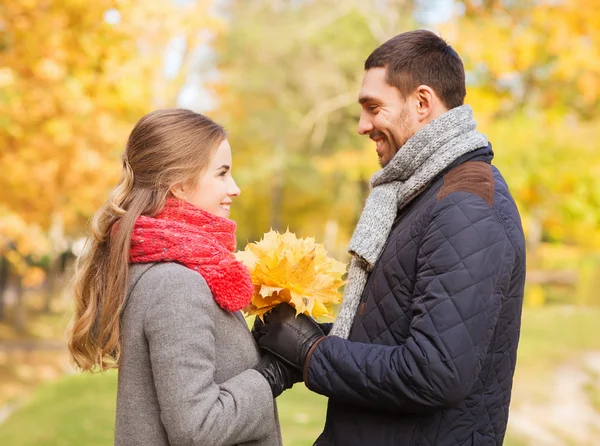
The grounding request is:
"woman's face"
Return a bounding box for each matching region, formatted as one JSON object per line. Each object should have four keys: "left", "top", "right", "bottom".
{"left": 177, "top": 139, "right": 241, "bottom": 218}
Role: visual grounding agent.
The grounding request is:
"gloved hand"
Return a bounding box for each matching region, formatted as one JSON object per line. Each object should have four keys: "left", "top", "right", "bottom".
{"left": 252, "top": 313, "right": 331, "bottom": 344}
{"left": 251, "top": 315, "right": 265, "bottom": 344}
{"left": 255, "top": 314, "right": 332, "bottom": 338}
{"left": 254, "top": 354, "right": 302, "bottom": 398}
{"left": 251, "top": 316, "right": 333, "bottom": 344}
{"left": 319, "top": 322, "right": 333, "bottom": 335}
{"left": 258, "top": 303, "right": 325, "bottom": 371}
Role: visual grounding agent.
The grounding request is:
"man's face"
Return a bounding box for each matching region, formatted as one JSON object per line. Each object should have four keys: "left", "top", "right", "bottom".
{"left": 358, "top": 67, "right": 418, "bottom": 167}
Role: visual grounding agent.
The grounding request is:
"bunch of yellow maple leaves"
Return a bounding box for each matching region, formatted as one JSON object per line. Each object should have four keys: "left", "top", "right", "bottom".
{"left": 236, "top": 230, "right": 346, "bottom": 320}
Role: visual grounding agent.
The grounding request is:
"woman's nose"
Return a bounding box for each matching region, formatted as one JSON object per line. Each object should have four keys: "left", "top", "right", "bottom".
{"left": 228, "top": 177, "right": 241, "bottom": 197}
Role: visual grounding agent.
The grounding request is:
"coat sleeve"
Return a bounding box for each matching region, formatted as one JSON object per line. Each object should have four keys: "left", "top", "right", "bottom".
{"left": 143, "top": 269, "right": 276, "bottom": 446}
{"left": 306, "top": 192, "right": 515, "bottom": 413}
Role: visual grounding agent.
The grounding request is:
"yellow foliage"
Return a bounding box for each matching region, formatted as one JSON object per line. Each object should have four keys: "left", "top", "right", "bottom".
{"left": 22, "top": 267, "right": 47, "bottom": 288}
{"left": 0, "top": 0, "right": 223, "bottom": 269}
{"left": 445, "top": 0, "right": 600, "bottom": 119}
{"left": 236, "top": 230, "right": 346, "bottom": 320}
{"left": 0, "top": 207, "right": 50, "bottom": 275}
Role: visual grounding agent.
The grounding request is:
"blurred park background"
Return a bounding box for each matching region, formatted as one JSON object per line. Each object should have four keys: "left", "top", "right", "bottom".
{"left": 1, "top": 0, "right": 599, "bottom": 444}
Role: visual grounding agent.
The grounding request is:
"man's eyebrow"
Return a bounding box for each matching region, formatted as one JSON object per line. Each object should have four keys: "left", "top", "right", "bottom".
{"left": 358, "top": 96, "right": 378, "bottom": 104}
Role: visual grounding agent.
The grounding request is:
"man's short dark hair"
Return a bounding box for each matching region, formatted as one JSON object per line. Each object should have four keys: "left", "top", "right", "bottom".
{"left": 365, "top": 30, "right": 466, "bottom": 109}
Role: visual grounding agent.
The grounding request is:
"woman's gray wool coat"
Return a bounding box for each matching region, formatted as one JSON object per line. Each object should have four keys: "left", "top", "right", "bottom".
{"left": 114, "top": 262, "right": 282, "bottom": 446}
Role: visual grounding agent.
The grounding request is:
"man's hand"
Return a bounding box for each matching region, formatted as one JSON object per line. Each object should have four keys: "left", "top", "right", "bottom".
{"left": 319, "top": 322, "right": 333, "bottom": 335}
{"left": 258, "top": 303, "right": 325, "bottom": 371}
{"left": 252, "top": 312, "right": 330, "bottom": 343}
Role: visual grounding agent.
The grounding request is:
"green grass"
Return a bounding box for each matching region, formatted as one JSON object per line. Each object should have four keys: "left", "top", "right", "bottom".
{"left": 1, "top": 306, "right": 599, "bottom": 445}
{"left": 0, "top": 373, "right": 531, "bottom": 446}
{"left": 0, "top": 371, "right": 117, "bottom": 446}
{"left": 516, "top": 306, "right": 600, "bottom": 373}
{"left": 277, "top": 384, "right": 327, "bottom": 446}
{"left": 0, "top": 371, "right": 326, "bottom": 446}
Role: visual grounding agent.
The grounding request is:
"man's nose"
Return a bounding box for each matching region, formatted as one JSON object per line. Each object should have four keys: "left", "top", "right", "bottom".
{"left": 357, "top": 112, "right": 373, "bottom": 135}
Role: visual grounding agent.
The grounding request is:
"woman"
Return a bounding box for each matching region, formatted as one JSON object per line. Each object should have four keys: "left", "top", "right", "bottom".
{"left": 68, "top": 109, "right": 298, "bottom": 446}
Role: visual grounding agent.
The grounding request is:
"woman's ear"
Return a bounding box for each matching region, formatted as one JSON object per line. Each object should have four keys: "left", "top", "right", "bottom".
{"left": 170, "top": 183, "right": 186, "bottom": 201}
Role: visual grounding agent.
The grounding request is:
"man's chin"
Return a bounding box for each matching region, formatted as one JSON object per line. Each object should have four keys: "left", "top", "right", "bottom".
{"left": 378, "top": 155, "right": 391, "bottom": 168}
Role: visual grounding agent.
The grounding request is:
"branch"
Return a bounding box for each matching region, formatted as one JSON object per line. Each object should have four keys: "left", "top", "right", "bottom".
{"left": 299, "top": 3, "right": 355, "bottom": 39}
{"left": 298, "top": 91, "right": 357, "bottom": 136}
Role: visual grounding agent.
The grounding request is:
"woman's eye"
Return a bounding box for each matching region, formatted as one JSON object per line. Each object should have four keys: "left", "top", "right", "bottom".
{"left": 219, "top": 171, "right": 228, "bottom": 177}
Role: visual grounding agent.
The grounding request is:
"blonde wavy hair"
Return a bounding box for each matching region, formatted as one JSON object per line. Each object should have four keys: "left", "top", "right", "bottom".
{"left": 68, "top": 109, "right": 226, "bottom": 371}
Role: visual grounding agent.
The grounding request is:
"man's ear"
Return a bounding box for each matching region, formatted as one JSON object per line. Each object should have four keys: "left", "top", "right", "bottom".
{"left": 414, "top": 85, "right": 436, "bottom": 123}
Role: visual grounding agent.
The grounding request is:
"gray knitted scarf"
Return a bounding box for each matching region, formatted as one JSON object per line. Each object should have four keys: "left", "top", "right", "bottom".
{"left": 330, "top": 104, "right": 488, "bottom": 339}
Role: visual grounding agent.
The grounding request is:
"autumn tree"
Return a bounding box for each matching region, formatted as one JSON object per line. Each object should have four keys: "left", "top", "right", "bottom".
{"left": 444, "top": 0, "right": 600, "bottom": 250}
{"left": 214, "top": 0, "right": 416, "bottom": 253}
{"left": 0, "top": 0, "right": 221, "bottom": 314}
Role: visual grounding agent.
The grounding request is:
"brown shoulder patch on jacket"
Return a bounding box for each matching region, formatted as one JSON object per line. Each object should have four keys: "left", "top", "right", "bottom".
{"left": 437, "top": 161, "right": 495, "bottom": 206}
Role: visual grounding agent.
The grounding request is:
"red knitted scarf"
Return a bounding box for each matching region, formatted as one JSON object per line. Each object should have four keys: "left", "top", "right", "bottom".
{"left": 129, "top": 198, "right": 253, "bottom": 312}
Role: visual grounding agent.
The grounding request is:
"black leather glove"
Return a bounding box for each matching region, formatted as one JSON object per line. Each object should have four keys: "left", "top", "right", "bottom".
{"left": 253, "top": 314, "right": 331, "bottom": 342}
{"left": 319, "top": 322, "right": 333, "bottom": 335}
{"left": 251, "top": 315, "right": 265, "bottom": 344}
{"left": 258, "top": 303, "right": 325, "bottom": 371}
{"left": 254, "top": 354, "right": 302, "bottom": 398}
{"left": 257, "top": 314, "right": 332, "bottom": 339}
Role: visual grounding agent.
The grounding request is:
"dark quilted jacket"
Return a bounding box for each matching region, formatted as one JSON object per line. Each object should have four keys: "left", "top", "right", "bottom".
{"left": 306, "top": 146, "right": 526, "bottom": 446}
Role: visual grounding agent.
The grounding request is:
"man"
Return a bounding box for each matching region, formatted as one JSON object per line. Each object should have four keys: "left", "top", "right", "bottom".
{"left": 258, "top": 30, "right": 526, "bottom": 445}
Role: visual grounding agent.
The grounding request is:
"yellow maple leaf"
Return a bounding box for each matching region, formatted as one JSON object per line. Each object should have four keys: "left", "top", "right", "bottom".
{"left": 235, "top": 230, "right": 346, "bottom": 321}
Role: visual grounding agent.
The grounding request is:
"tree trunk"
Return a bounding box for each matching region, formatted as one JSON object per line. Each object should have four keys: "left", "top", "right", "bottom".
{"left": 270, "top": 142, "right": 285, "bottom": 232}
{"left": 271, "top": 177, "right": 283, "bottom": 232}
{"left": 352, "top": 172, "right": 370, "bottom": 229}
{"left": 14, "top": 274, "right": 26, "bottom": 334}
{"left": 0, "top": 257, "right": 7, "bottom": 321}
{"left": 43, "top": 255, "right": 60, "bottom": 313}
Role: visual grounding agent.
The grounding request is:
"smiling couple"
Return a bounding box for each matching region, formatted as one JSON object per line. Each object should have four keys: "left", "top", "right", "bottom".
{"left": 68, "top": 29, "right": 525, "bottom": 446}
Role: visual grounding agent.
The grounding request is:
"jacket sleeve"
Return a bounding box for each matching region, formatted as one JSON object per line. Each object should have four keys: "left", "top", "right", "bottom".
{"left": 306, "top": 192, "right": 514, "bottom": 413}
{"left": 143, "top": 270, "right": 276, "bottom": 446}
